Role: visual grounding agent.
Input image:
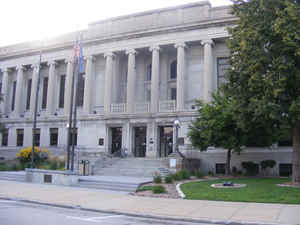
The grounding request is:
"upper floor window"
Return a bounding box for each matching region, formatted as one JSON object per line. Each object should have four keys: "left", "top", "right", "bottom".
{"left": 146, "top": 64, "right": 152, "bottom": 81}
{"left": 42, "top": 77, "right": 48, "bottom": 109}
{"left": 11, "top": 81, "right": 17, "bottom": 111}
{"left": 59, "top": 75, "right": 66, "bottom": 108}
{"left": 26, "top": 79, "right": 32, "bottom": 110}
{"left": 217, "top": 57, "right": 230, "bottom": 87}
{"left": 170, "top": 60, "right": 177, "bottom": 79}
{"left": 76, "top": 73, "right": 85, "bottom": 107}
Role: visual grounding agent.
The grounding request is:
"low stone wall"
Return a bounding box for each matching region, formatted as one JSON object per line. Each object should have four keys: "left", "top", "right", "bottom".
{"left": 25, "top": 169, "right": 78, "bottom": 186}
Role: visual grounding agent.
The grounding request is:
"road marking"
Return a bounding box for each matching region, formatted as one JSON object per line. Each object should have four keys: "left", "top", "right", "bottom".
{"left": 67, "top": 215, "right": 124, "bottom": 222}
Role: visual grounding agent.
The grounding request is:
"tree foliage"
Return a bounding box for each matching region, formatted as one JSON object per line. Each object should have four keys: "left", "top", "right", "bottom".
{"left": 225, "top": 0, "right": 300, "bottom": 182}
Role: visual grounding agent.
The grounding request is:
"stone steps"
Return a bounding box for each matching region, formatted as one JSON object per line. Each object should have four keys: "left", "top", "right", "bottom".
{"left": 77, "top": 179, "right": 139, "bottom": 192}
{"left": 0, "top": 172, "right": 25, "bottom": 182}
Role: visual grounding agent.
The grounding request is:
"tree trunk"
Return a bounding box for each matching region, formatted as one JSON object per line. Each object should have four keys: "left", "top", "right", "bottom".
{"left": 292, "top": 122, "right": 300, "bottom": 183}
{"left": 226, "top": 149, "right": 232, "bottom": 175}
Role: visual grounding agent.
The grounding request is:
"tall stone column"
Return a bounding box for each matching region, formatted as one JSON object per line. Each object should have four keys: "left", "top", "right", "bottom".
{"left": 104, "top": 53, "right": 114, "bottom": 113}
{"left": 64, "top": 59, "right": 73, "bottom": 116}
{"left": 14, "top": 65, "right": 25, "bottom": 116}
{"left": 126, "top": 49, "right": 137, "bottom": 113}
{"left": 30, "top": 64, "right": 39, "bottom": 116}
{"left": 46, "top": 61, "right": 57, "bottom": 115}
{"left": 175, "top": 43, "right": 186, "bottom": 111}
{"left": 1, "top": 68, "right": 10, "bottom": 115}
{"left": 83, "top": 55, "right": 95, "bottom": 114}
{"left": 201, "top": 39, "right": 214, "bottom": 102}
{"left": 150, "top": 46, "right": 160, "bottom": 113}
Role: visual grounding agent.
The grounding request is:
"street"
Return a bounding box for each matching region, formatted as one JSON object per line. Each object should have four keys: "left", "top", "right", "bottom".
{"left": 0, "top": 200, "right": 214, "bottom": 225}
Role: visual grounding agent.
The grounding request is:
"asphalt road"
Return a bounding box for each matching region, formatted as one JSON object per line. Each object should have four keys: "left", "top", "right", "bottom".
{"left": 0, "top": 199, "right": 215, "bottom": 225}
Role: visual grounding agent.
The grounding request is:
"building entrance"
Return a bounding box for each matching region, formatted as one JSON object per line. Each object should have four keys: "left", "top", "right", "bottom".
{"left": 159, "top": 126, "right": 173, "bottom": 157}
{"left": 111, "top": 127, "right": 122, "bottom": 154}
{"left": 134, "top": 127, "right": 147, "bottom": 157}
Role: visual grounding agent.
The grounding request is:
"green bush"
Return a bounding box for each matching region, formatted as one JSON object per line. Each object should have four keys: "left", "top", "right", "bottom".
{"left": 49, "top": 160, "right": 58, "bottom": 170}
{"left": 195, "top": 170, "right": 205, "bottom": 178}
{"left": 164, "top": 175, "right": 173, "bottom": 183}
{"left": 152, "top": 185, "right": 166, "bottom": 194}
{"left": 208, "top": 171, "right": 216, "bottom": 177}
{"left": 0, "top": 163, "right": 10, "bottom": 171}
{"left": 153, "top": 175, "right": 162, "bottom": 184}
{"left": 260, "top": 160, "right": 276, "bottom": 170}
{"left": 178, "top": 170, "right": 191, "bottom": 179}
{"left": 242, "top": 161, "right": 259, "bottom": 176}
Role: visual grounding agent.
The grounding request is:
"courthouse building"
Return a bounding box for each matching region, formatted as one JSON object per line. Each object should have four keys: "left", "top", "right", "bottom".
{"left": 0, "top": 1, "right": 292, "bottom": 175}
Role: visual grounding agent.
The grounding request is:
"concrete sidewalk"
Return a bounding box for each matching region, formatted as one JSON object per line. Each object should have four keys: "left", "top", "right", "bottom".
{"left": 0, "top": 180, "right": 299, "bottom": 225}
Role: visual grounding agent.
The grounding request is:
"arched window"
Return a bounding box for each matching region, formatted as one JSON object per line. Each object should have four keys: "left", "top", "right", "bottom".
{"left": 170, "top": 60, "right": 177, "bottom": 79}
{"left": 146, "top": 64, "right": 152, "bottom": 81}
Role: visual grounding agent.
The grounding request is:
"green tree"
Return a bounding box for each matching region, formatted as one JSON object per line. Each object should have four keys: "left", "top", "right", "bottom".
{"left": 188, "top": 92, "right": 247, "bottom": 175}
{"left": 225, "top": 0, "right": 300, "bottom": 182}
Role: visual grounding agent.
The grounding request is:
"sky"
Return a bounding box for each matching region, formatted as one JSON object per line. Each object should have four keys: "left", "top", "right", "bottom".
{"left": 0, "top": 0, "right": 232, "bottom": 47}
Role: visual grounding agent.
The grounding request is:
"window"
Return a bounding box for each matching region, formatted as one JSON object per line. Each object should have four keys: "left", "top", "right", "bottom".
{"left": 1, "top": 128, "right": 8, "bottom": 146}
{"left": 16, "top": 129, "right": 24, "bottom": 146}
{"left": 59, "top": 75, "right": 65, "bottom": 108}
{"left": 216, "top": 163, "right": 226, "bottom": 174}
{"left": 69, "top": 128, "right": 77, "bottom": 146}
{"left": 11, "top": 81, "right": 17, "bottom": 111}
{"left": 42, "top": 77, "right": 48, "bottom": 109}
{"left": 170, "top": 60, "right": 177, "bottom": 79}
{"left": 217, "top": 57, "right": 230, "bottom": 87}
{"left": 146, "top": 89, "right": 151, "bottom": 102}
{"left": 26, "top": 79, "right": 32, "bottom": 110}
{"left": 171, "top": 88, "right": 176, "bottom": 100}
{"left": 146, "top": 64, "right": 152, "bottom": 81}
{"left": 33, "top": 128, "right": 40, "bottom": 146}
{"left": 76, "top": 73, "right": 85, "bottom": 107}
{"left": 279, "top": 164, "right": 292, "bottom": 177}
{"left": 50, "top": 128, "right": 58, "bottom": 146}
{"left": 0, "top": 82, "right": 2, "bottom": 94}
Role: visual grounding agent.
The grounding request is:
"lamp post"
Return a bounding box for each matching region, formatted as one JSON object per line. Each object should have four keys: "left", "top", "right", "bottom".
{"left": 173, "top": 119, "right": 180, "bottom": 154}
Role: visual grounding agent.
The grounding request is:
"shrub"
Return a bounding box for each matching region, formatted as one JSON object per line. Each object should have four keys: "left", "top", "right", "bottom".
{"left": 195, "top": 170, "right": 205, "bottom": 178}
{"left": 16, "top": 147, "right": 50, "bottom": 167}
{"left": 208, "top": 171, "right": 216, "bottom": 177}
{"left": 171, "top": 173, "right": 181, "bottom": 181}
{"left": 260, "top": 160, "right": 276, "bottom": 170}
{"left": 242, "top": 161, "right": 259, "bottom": 176}
{"left": 0, "top": 163, "right": 10, "bottom": 171}
{"left": 153, "top": 174, "right": 162, "bottom": 184}
{"left": 178, "top": 170, "right": 191, "bottom": 180}
{"left": 49, "top": 159, "right": 58, "bottom": 170}
{"left": 152, "top": 185, "right": 166, "bottom": 194}
{"left": 164, "top": 175, "right": 173, "bottom": 184}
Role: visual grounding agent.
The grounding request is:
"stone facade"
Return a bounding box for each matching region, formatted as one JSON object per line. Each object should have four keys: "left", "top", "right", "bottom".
{"left": 0, "top": 1, "right": 292, "bottom": 174}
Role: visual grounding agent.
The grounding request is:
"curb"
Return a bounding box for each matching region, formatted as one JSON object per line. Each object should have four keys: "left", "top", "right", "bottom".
{"left": 176, "top": 182, "right": 185, "bottom": 198}
{"left": 0, "top": 196, "right": 282, "bottom": 225}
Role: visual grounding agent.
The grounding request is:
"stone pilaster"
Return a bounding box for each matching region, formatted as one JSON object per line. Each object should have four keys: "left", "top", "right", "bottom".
{"left": 83, "top": 55, "right": 95, "bottom": 114}
{"left": 126, "top": 49, "right": 137, "bottom": 113}
{"left": 201, "top": 39, "right": 214, "bottom": 102}
{"left": 14, "top": 65, "right": 25, "bottom": 116}
{"left": 1, "top": 68, "right": 10, "bottom": 115}
{"left": 30, "top": 64, "right": 40, "bottom": 116}
{"left": 46, "top": 61, "right": 57, "bottom": 115}
{"left": 104, "top": 53, "right": 114, "bottom": 114}
{"left": 150, "top": 46, "right": 160, "bottom": 113}
{"left": 64, "top": 59, "right": 73, "bottom": 116}
{"left": 175, "top": 42, "right": 186, "bottom": 111}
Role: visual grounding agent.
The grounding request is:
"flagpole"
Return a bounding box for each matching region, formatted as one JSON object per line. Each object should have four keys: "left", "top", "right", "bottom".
{"left": 31, "top": 53, "right": 42, "bottom": 168}
{"left": 66, "top": 39, "right": 78, "bottom": 170}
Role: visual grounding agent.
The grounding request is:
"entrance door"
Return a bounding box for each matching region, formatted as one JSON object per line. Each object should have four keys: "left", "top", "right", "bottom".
{"left": 159, "top": 126, "right": 173, "bottom": 157}
{"left": 134, "top": 127, "right": 147, "bottom": 157}
{"left": 111, "top": 127, "right": 122, "bottom": 154}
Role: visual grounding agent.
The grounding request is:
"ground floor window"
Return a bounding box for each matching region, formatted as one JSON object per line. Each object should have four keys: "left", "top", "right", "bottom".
{"left": 1, "top": 128, "right": 8, "bottom": 146}
{"left": 279, "top": 164, "right": 292, "bottom": 177}
{"left": 70, "top": 128, "right": 77, "bottom": 146}
{"left": 16, "top": 129, "right": 24, "bottom": 146}
{"left": 33, "top": 128, "right": 40, "bottom": 147}
{"left": 216, "top": 163, "right": 226, "bottom": 174}
{"left": 50, "top": 128, "right": 58, "bottom": 146}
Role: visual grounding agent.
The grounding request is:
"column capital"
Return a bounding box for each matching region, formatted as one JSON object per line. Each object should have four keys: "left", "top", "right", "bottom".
{"left": 149, "top": 45, "right": 160, "bottom": 52}
{"left": 104, "top": 52, "right": 115, "bottom": 58}
{"left": 84, "top": 55, "right": 96, "bottom": 61}
{"left": 174, "top": 42, "right": 187, "bottom": 49}
{"left": 201, "top": 39, "right": 214, "bottom": 46}
{"left": 1, "top": 67, "right": 11, "bottom": 73}
{"left": 64, "top": 57, "right": 73, "bottom": 64}
{"left": 125, "top": 49, "right": 137, "bottom": 55}
{"left": 47, "top": 60, "right": 57, "bottom": 67}
{"left": 16, "top": 65, "right": 26, "bottom": 71}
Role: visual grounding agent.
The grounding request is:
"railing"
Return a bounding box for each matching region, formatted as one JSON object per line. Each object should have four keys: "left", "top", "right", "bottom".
{"left": 135, "top": 102, "right": 150, "bottom": 113}
{"left": 111, "top": 103, "right": 126, "bottom": 113}
{"left": 159, "top": 100, "right": 176, "bottom": 112}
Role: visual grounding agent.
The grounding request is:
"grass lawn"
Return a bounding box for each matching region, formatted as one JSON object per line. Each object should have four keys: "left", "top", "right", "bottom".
{"left": 181, "top": 178, "right": 300, "bottom": 204}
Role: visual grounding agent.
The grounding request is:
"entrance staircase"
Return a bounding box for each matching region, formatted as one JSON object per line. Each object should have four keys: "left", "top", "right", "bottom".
{"left": 93, "top": 157, "right": 170, "bottom": 178}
